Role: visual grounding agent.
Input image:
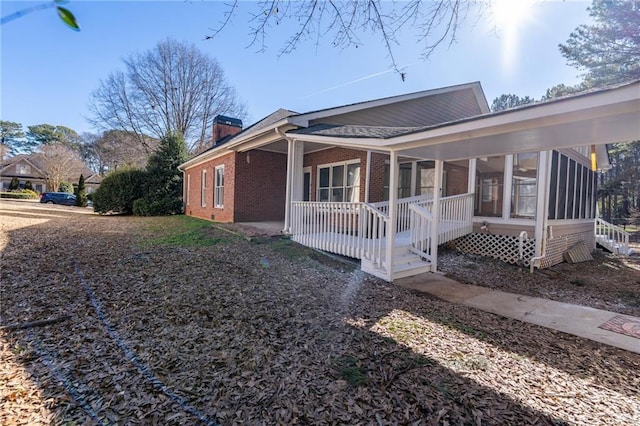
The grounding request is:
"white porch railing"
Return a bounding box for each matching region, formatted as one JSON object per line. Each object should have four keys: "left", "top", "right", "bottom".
{"left": 360, "top": 203, "right": 390, "bottom": 269}
{"left": 437, "top": 193, "right": 475, "bottom": 244}
{"left": 290, "top": 201, "right": 390, "bottom": 268}
{"left": 371, "top": 194, "right": 433, "bottom": 232}
{"left": 408, "top": 204, "right": 434, "bottom": 261}
{"left": 290, "top": 192, "right": 475, "bottom": 279}
{"left": 595, "top": 218, "right": 631, "bottom": 255}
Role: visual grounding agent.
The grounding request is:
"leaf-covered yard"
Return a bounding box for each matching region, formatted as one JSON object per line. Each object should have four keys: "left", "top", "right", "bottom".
{"left": 1, "top": 201, "right": 639, "bottom": 425}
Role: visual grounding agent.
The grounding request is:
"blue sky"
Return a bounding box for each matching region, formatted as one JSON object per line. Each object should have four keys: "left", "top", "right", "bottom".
{"left": 1, "top": 1, "right": 592, "bottom": 136}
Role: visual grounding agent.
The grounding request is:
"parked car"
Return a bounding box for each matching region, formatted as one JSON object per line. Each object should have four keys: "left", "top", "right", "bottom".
{"left": 40, "top": 192, "right": 77, "bottom": 206}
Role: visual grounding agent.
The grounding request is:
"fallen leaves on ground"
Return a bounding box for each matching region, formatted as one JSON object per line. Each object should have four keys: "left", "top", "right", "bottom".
{"left": 1, "top": 202, "right": 639, "bottom": 425}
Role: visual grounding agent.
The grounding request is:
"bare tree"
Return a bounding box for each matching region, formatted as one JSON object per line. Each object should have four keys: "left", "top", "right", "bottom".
{"left": 208, "top": 1, "right": 487, "bottom": 74}
{"left": 89, "top": 39, "right": 247, "bottom": 152}
{"left": 36, "top": 144, "right": 87, "bottom": 192}
{"left": 90, "top": 130, "right": 158, "bottom": 174}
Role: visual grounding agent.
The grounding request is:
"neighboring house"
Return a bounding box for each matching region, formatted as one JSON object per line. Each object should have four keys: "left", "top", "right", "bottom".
{"left": 180, "top": 81, "right": 640, "bottom": 281}
{"left": 0, "top": 154, "right": 102, "bottom": 193}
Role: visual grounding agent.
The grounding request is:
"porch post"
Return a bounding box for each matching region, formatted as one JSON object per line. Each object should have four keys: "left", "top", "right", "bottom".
{"left": 534, "top": 151, "right": 551, "bottom": 260}
{"left": 467, "top": 158, "right": 477, "bottom": 194}
{"left": 292, "top": 141, "right": 305, "bottom": 201}
{"left": 430, "top": 160, "right": 443, "bottom": 272}
{"left": 365, "top": 150, "right": 372, "bottom": 203}
{"left": 386, "top": 150, "right": 398, "bottom": 281}
{"left": 503, "top": 155, "right": 514, "bottom": 219}
{"left": 283, "top": 138, "right": 294, "bottom": 233}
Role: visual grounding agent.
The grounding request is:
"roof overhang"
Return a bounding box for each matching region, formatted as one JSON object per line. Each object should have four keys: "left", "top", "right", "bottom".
{"left": 289, "top": 81, "right": 640, "bottom": 164}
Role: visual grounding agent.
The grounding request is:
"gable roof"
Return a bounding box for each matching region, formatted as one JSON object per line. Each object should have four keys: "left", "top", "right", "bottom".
{"left": 291, "top": 81, "right": 488, "bottom": 126}
{"left": 290, "top": 80, "right": 639, "bottom": 165}
{"left": 0, "top": 155, "right": 47, "bottom": 177}
{"left": 181, "top": 82, "right": 489, "bottom": 169}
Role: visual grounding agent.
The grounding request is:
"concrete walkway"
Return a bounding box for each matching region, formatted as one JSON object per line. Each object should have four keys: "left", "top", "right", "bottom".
{"left": 396, "top": 273, "right": 640, "bottom": 354}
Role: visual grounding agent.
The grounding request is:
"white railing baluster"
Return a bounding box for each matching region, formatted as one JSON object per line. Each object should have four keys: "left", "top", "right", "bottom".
{"left": 595, "top": 217, "right": 631, "bottom": 256}
{"left": 289, "top": 193, "right": 475, "bottom": 274}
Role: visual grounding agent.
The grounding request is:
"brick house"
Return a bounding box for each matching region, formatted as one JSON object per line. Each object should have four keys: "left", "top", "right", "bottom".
{"left": 180, "top": 81, "right": 640, "bottom": 281}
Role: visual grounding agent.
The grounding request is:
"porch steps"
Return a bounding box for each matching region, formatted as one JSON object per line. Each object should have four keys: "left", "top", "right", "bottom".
{"left": 362, "top": 245, "right": 433, "bottom": 281}
{"left": 595, "top": 235, "right": 633, "bottom": 256}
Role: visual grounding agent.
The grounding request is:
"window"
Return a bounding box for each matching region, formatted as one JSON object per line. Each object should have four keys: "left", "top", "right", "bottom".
{"left": 17, "top": 164, "right": 31, "bottom": 175}
{"left": 511, "top": 153, "right": 538, "bottom": 218}
{"left": 383, "top": 160, "right": 440, "bottom": 200}
{"left": 475, "top": 156, "right": 505, "bottom": 217}
{"left": 317, "top": 161, "right": 360, "bottom": 202}
{"left": 201, "top": 169, "right": 207, "bottom": 207}
{"left": 214, "top": 165, "right": 224, "bottom": 207}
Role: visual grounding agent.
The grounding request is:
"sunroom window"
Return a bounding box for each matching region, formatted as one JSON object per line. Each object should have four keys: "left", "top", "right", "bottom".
{"left": 511, "top": 153, "right": 538, "bottom": 218}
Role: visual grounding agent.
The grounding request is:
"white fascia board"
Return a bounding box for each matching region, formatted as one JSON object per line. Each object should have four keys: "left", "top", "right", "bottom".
{"left": 179, "top": 149, "right": 235, "bottom": 171}
{"left": 472, "top": 83, "right": 491, "bottom": 113}
{"left": 288, "top": 133, "right": 392, "bottom": 151}
{"left": 292, "top": 82, "right": 484, "bottom": 122}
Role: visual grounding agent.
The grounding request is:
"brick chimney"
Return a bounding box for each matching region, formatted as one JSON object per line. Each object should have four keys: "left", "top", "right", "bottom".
{"left": 212, "top": 115, "right": 243, "bottom": 146}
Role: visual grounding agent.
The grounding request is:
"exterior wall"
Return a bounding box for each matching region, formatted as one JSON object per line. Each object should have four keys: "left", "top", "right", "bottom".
{"left": 368, "top": 152, "right": 387, "bottom": 203}
{"left": 539, "top": 221, "right": 596, "bottom": 268}
{"left": 1, "top": 177, "right": 47, "bottom": 192}
{"left": 471, "top": 221, "right": 535, "bottom": 238}
{"left": 444, "top": 162, "right": 469, "bottom": 196}
{"left": 184, "top": 152, "right": 236, "bottom": 223}
{"left": 304, "top": 147, "right": 369, "bottom": 202}
{"left": 233, "top": 150, "right": 287, "bottom": 222}
{"left": 213, "top": 123, "right": 242, "bottom": 145}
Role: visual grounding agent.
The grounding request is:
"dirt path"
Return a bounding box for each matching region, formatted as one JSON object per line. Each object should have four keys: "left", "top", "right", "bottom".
{"left": 1, "top": 201, "right": 639, "bottom": 425}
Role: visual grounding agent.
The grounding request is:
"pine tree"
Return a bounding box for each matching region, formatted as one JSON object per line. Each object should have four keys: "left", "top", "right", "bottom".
{"left": 134, "top": 132, "right": 188, "bottom": 216}
{"left": 75, "top": 174, "right": 88, "bottom": 207}
{"left": 559, "top": 0, "right": 640, "bottom": 86}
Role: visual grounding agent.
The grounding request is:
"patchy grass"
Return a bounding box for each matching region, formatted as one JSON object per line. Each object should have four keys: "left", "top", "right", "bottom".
{"left": 571, "top": 278, "right": 587, "bottom": 287}
{"left": 618, "top": 290, "right": 640, "bottom": 307}
{"left": 251, "top": 236, "right": 314, "bottom": 261}
{"left": 335, "top": 356, "right": 368, "bottom": 387}
{"left": 140, "top": 215, "right": 231, "bottom": 247}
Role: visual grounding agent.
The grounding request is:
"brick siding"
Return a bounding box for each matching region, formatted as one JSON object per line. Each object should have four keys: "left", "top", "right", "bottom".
{"left": 184, "top": 152, "right": 236, "bottom": 223}
{"left": 234, "top": 150, "right": 287, "bottom": 221}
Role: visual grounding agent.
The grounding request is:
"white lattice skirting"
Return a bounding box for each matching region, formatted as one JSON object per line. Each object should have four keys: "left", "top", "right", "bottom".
{"left": 453, "top": 231, "right": 596, "bottom": 269}
{"left": 452, "top": 233, "right": 536, "bottom": 267}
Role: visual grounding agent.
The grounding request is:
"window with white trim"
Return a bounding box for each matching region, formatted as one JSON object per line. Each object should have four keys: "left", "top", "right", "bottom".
{"left": 201, "top": 169, "right": 207, "bottom": 207}
{"left": 317, "top": 161, "right": 360, "bottom": 202}
{"left": 214, "top": 165, "right": 224, "bottom": 208}
{"left": 511, "top": 153, "right": 538, "bottom": 218}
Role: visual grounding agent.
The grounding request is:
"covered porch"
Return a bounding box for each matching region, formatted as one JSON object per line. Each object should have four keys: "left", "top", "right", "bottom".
{"left": 279, "top": 82, "right": 640, "bottom": 281}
